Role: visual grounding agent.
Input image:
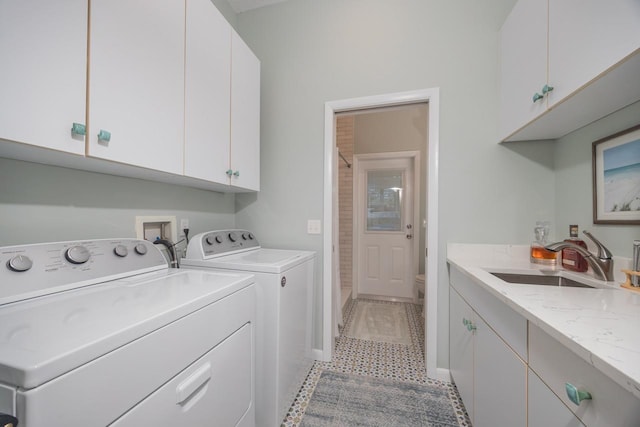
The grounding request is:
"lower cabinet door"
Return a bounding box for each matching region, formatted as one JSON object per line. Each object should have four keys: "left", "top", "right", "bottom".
{"left": 449, "top": 288, "right": 475, "bottom": 420}
{"left": 528, "top": 369, "right": 585, "bottom": 427}
{"left": 474, "top": 315, "right": 526, "bottom": 427}
{"left": 111, "top": 323, "right": 254, "bottom": 427}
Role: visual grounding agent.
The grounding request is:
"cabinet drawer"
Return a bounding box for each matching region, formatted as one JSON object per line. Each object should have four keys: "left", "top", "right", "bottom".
{"left": 529, "top": 323, "right": 640, "bottom": 426}
{"left": 528, "top": 368, "right": 584, "bottom": 427}
{"left": 450, "top": 267, "right": 527, "bottom": 360}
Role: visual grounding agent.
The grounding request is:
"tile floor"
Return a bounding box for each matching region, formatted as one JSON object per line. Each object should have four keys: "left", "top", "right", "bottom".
{"left": 281, "top": 298, "right": 471, "bottom": 427}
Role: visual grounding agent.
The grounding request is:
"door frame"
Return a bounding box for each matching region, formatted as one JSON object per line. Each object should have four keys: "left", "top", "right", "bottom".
{"left": 352, "top": 151, "right": 420, "bottom": 301}
{"left": 322, "top": 88, "right": 440, "bottom": 380}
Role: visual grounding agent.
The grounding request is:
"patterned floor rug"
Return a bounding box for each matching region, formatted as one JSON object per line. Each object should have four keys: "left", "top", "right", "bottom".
{"left": 300, "top": 370, "right": 460, "bottom": 427}
{"left": 343, "top": 300, "right": 412, "bottom": 345}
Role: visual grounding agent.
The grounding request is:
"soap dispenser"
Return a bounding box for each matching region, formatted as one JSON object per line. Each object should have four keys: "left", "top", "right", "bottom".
{"left": 530, "top": 222, "right": 557, "bottom": 265}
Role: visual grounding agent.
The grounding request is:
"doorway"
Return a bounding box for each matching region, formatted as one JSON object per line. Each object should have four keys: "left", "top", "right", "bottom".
{"left": 322, "top": 88, "right": 441, "bottom": 380}
{"left": 353, "top": 152, "right": 419, "bottom": 300}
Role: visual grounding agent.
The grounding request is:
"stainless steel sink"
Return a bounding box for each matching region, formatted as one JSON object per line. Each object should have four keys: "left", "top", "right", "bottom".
{"left": 490, "top": 272, "right": 595, "bottom": 289}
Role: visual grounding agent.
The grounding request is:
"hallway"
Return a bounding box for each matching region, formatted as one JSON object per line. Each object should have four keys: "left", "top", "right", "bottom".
{"left": 283, "top": 299, "right": 471, "bottom": 426}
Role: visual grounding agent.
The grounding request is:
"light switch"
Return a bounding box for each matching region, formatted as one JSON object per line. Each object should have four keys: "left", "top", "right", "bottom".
{"left": 307, "top": 220, "right": 322, "bottom": 234}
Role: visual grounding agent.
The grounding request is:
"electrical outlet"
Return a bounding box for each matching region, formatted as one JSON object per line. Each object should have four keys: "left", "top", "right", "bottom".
{"left": 180, "top": 218, "right": 189, "bottom": 231}
{"left": 307, "top": 219, "right": 322, "bottom": 235}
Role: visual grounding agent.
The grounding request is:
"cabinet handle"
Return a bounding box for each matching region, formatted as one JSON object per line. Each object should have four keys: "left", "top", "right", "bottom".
{"left": 565, "top": 383, "right": 592, "bottom": 406}
{"left": 542, "top": 84, "right": 554, "bottom": 95}
{"left": 226, "top": 169, "right": 233, "bottom": 177}
{"left": 233, "top": 171, "right": 240, "bottom": 177}
{"left": 466, "top": 322, "right": 477, "bottom": 332}
{"left": 71, "top": 122, "right": 86, "bottom": 136}
{"left": 97, "top": 129, "right": 111, "bottom": 143}
{"left": 462, "top": 318, "right": 469, "bottom": 326}
{"left": 532, "top": 92, "right": 544, "bottom": 103}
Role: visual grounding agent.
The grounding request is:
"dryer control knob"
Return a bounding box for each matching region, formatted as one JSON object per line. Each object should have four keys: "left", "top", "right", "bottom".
{"left": 242, "top": 233, "right": 249, "bottom": 240}
{"left": 205, "top": 236, "right": 215, "bottom": 245}
{"left": 65, "top": 245, "right": 90, "bottom": 264}
{"left": 215, "top": 235, "right": 223, "bottom": 243}
{"left": 7, "top": 255, "right": 33, "bottom": 272}
{"left": 248, "top": 233, "right": 254, "bottom": 240}
{"left": 113, "top": 245, "right": 128, "bottom": 257}
{"left": 228, "top": 232, "right": 237, "bottom": 242}
{"left": 134, "top": 243, "right": 147, "bottom": 255}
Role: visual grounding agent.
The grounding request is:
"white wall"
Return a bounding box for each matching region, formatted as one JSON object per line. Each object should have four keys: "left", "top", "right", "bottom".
{"left": 234, "top": 0, "right": 557, "bottom": 368}
{"left": 555, "top": 101, "right": 640, "bottom": 257}
{"left": 0, "top": 158, "right": 236, "bottom": 247}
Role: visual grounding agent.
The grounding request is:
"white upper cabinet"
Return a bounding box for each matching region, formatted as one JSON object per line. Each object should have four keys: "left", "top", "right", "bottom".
{"left": 0, "top": 0, "right": 87, "bottom": 155}
{"left": 499, "top": 0, "right": 548, "bottom": 141}
{"left": 548, "top": 0, "right": 640, "bottom": 106}
{"left": 500, "top": 0, "right": 640, "bottom": 142}
{"left": 184, "top": 0, "right": 231, "bottom": 184}
{"left": 230, "top": 30, "right": 261, "bottom": 191}
{"left": 87, "top": 0, "right": 185, "bottom": 175}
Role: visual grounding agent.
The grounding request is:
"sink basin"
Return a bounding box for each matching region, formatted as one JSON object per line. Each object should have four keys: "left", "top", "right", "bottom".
{"left": 490, "top": 272, "right": 595, "bottom": 289}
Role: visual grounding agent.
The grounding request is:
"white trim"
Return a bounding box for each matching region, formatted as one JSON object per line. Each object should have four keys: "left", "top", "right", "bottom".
{"left": 311, "top": 348, "right": 325, "bottom": 361}
{"left": 323, "top": 88, "right": 440, "bottom": 381}
{"left": 436, "top": 368, "right": 451, "bottom": 382}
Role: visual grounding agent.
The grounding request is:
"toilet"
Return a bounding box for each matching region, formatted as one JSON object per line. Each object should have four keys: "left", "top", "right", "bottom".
{"left": 415, "top": 273, "right": 425, "bottom": 317}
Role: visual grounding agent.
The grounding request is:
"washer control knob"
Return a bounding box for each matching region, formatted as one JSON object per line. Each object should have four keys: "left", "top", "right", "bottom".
{"left": 205, "top": 235, "right": 215, "bottom": 245}
{"left": 134, "top": 243, "right": 147, "bottom": 255}
{"left": 65, "top": 245, "right": 90, "bottom": 264}
{"left": 228, "top": 232, "right": 237, "bottom": 242}
{"left": 215, "top": 235, "right": 223, "bottom": 244}
{"left": 7, "top": 255, "right": 33, "bottom": 272}
{"left": 113, "top": 245, "right": 128, "bottom": 257}
{"left": 242, "top": 233, "right": 249, "bottom": 240}
{"left": 247, "top": 233, "right": 254, "bottom": 240}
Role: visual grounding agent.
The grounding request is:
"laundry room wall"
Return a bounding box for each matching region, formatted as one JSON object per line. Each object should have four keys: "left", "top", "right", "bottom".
{"left": 0, "top": 158, "right": 236, "bottom": 247}
{"left": 233, "top": 0, "right": 557, "bottom": 367}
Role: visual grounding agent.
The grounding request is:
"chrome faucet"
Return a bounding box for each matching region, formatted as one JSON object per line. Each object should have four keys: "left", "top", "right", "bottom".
{"left": 545, "top": 231, "right": 614, "bottom": 281}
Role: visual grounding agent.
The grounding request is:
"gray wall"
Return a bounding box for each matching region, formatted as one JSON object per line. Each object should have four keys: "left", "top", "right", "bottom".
{"left": 0, "top": 158, "right": 236, "bottom": 247}
{"left": 554, "top": 101, "right": 640, "bottom": 258}
{"left": 233, "top": 0, "right": 559, "bottom": 367}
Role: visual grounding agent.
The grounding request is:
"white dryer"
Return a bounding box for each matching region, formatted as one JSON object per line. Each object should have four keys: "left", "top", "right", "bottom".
{"left": 0, "top": 238, "right": 256, "bottom": 427}
{"left": 183, "top": 230, "right": 315, "bottom": 427}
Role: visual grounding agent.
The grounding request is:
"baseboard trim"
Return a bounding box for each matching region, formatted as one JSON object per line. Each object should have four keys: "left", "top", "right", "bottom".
{"left": 312, "top": 348, "right": 329, "bottom": 362}
{"left": 435, "top": 368, "right": 451, "bottom": 382}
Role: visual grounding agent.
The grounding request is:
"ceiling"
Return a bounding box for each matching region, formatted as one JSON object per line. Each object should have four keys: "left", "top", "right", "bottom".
{"left": 226, "top": 0, "right": 289, "bottom": 13}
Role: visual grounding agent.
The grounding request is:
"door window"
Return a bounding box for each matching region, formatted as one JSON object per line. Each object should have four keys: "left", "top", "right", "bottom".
{"left": 366, "top": 170, "right": 403, "bottom": 232}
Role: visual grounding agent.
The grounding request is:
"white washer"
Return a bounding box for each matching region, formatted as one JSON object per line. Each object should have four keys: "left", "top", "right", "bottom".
{"left": 0, "top": 238, "right": 256, "bottom": 427}
{"left": 183, "top": 230, "right": 315, "bottom": 427}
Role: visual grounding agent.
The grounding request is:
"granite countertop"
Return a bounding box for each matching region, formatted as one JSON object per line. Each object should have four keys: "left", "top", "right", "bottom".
{"left": 447, "top": 243, "right": 640, "bottom": 399}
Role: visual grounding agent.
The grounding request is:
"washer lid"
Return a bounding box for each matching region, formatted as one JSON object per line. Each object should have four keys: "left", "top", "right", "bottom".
{"left": 0, "top": 269, "right": 254, "bottom": 389}
{"left": 182, "top": 248, "right": 316, "bottom": 274}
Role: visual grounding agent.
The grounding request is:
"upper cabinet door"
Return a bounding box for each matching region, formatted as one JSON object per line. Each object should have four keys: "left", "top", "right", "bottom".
{"left": 231, "top": 31, "right": 260, "bottom": 191}
{"left": 184, "top": 0, "right": 231, "bottom": 184}
{"left": 0, "top": 0, "right": 87, "bottom": 155}
{"left": 88, "top": 0, "right": 185, "bottom": 175}
{"left": 498, "top": 0, "right": 548, "bottom": 141}
{"left": 548, "top": 0, "right": 640, "bottom": 106}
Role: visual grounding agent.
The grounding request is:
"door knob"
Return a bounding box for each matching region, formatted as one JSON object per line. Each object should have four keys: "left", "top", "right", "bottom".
{"left": 406, "top": 234, "right": 413, "bottom": 239}
{"left": 406, "top": 224, "right": 413, "bottom": 229}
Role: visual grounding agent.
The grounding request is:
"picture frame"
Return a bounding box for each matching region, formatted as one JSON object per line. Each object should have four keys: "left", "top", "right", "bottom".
{"left": 593, "top": 124, "right": 640, "bottom": 224}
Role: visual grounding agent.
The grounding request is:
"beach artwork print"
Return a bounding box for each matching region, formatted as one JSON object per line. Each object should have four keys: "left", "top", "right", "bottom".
{"left": 593, "top": 125, "right": 640, "bottom": 224}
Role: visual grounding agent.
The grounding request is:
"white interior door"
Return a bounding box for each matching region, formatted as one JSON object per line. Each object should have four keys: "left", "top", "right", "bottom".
{"left": 356, "top": 155, "right": 415, "bottom": 299}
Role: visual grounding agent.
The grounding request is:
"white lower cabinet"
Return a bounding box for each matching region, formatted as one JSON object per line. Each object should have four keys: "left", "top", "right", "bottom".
{"left": 528, "top": 369, "right": 584, "bottom": 427}
{"left": 529, "top": 323, "right": 640, "bottom": 427}
{"left": 449, "top": 284, "right": 526, "bottom": 427}
{"left": 449, "top": 263, "right": 640, "bottom": 427}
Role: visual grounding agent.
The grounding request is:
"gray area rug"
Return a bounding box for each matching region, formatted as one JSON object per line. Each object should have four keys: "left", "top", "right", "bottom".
{"left": 344, "top": 301, "right": 412, "bottom": 345}
{"left": 300, "top": 371, "right": 459, "bottom": 427}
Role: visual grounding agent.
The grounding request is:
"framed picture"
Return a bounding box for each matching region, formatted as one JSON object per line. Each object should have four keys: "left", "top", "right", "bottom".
{"left": 593, "top": 124, "right": 640, "bottom": 224}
